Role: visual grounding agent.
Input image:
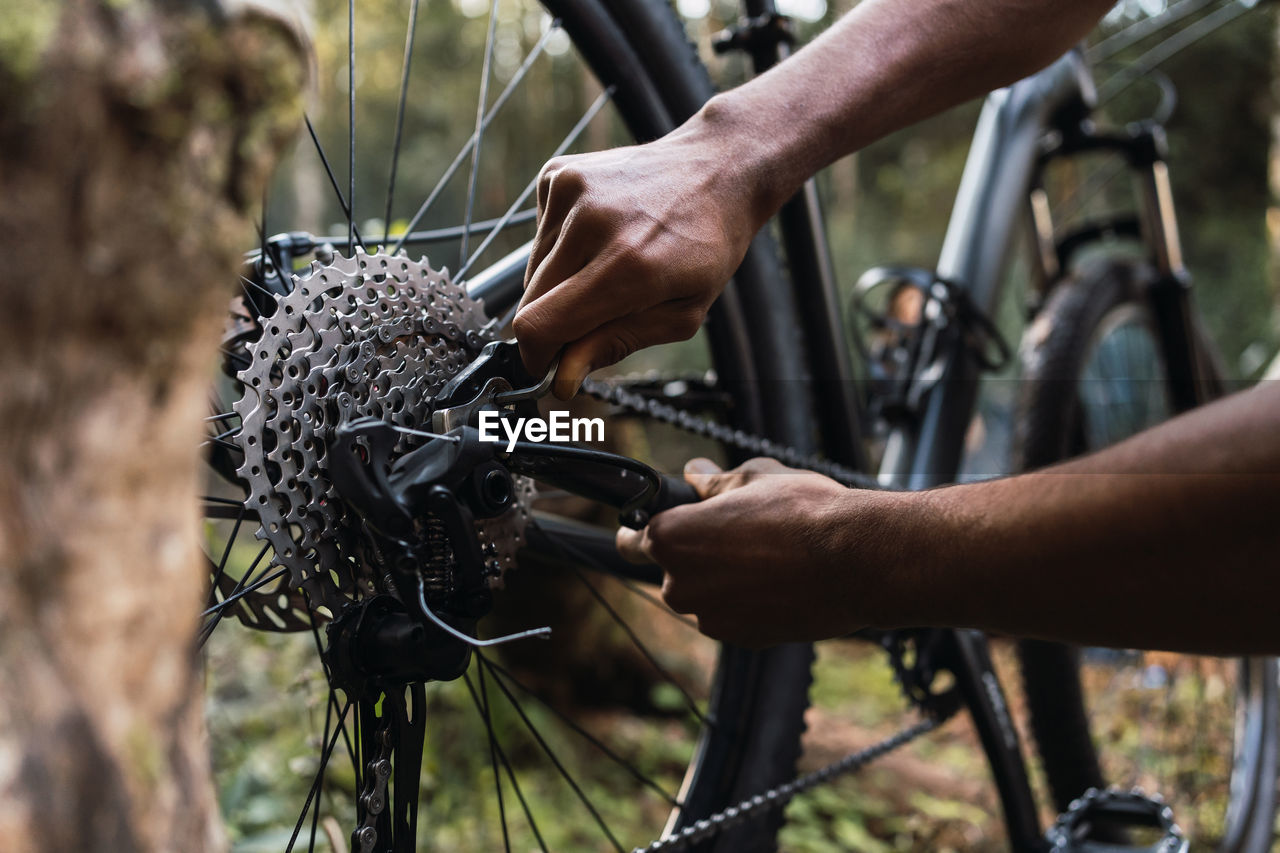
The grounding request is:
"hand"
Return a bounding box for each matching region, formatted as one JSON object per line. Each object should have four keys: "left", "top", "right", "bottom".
{"left": 616, "top": 457, "right": 897, "bottom": 647}
{"left": 512, "top": 115, "right": 764, "bottom": 399}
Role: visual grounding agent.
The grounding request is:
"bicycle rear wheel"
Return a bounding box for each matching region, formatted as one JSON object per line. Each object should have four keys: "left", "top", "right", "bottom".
{"left": 199, "top": 0, "right": 818, "bottom": 850}
{"left": 1012, "top": 256, "right": 1278, "bottom": 851}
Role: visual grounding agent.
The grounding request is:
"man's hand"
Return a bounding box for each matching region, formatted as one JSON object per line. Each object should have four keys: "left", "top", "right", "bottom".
{"left": 616, "top": 457, "right": 901, "bottom": 647}
{"left": 513, "top": 117, "right": 763, "bottom": 399}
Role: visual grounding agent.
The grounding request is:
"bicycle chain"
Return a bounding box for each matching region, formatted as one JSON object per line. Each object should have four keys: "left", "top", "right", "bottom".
{"left": 579, "top": 376, "right": 883, "bottom": 490}
{"left": 353, "top": 720, "right": 394, "bottom": 853}
{"left": 578, "top": 374, "right": 963, "bottom": 852}
{"left": 633, "top": 715, "right": 949, "bottom": 853}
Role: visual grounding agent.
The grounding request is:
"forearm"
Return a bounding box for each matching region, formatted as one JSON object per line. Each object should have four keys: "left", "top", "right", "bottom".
{"left": 689, "top": 0, "right": 1114, "bottom": 227}
{"left": 866, "top": 383, "right": 1280, "bottom": 653}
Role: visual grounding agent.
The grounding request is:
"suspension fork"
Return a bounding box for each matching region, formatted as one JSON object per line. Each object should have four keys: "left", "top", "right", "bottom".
{"left": 1032, "top": 119, "right": 1215, "bottom": 411}
{"left": 1133, "top": 129, "right": 1219, "bottom": 408}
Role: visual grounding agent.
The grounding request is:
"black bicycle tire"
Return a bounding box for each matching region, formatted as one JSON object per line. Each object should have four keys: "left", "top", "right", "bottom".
{"left": 1013, "top": 258, "right": 1166, "bottom": 814}
{"left": 540, "top": 1, "right": 820, "bottom": 849}
{"left": 1011, "top": 256, "right": 1279, "bottom": 850}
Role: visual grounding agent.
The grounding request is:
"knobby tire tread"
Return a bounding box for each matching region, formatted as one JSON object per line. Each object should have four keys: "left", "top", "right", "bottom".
{"left": 542, "top": 0, "right": 817, "bottom": 849}
{"left": 1012, "top": 258, "right": 1146, "bottom": 812}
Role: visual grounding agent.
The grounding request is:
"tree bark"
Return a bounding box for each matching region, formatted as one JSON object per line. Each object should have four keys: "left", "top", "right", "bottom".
{"left": 0, "top": 1, "right": 305, "bottom": 850}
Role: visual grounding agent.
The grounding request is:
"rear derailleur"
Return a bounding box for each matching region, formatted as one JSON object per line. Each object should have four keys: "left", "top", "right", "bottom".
{"left": 322, "top": 339, "right": 697, "bottom": 691}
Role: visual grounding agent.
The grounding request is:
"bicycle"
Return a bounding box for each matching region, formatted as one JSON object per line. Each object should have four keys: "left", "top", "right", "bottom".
{"left": 199, "top": 0, "right": 1279, "bottom": 850}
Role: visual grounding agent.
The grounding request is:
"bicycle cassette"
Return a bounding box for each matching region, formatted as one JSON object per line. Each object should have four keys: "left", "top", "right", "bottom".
{"left": 228, "top": 248, "right": 533, "bottom": 616}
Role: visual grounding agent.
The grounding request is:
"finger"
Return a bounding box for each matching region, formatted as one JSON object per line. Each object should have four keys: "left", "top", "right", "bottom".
{"left": 683, "top": 456, "right": 789, "bottom": 500}
{"left": 522, "top": 218, "right": 563, "bottom": 297}
{"left": 615, "top": 524, "right": 652, "bottom": 564}
{"left": 551, "top": 301, "right": 704, "bottom": 399}
{"left": 682, "top": 457, "right": 724, "bottom": 500}
{"left": 516, "top": 256, "right": 645, "bottom": 388}
{"left": 522, "top": 177, "right": 583, "bottom": 299}
{"left": 514, "top": 242, "right": 597, "bottom": 376}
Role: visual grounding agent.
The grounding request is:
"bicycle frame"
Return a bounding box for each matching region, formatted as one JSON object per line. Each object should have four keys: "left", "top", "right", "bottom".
{"left": 462, "top": 19, "right": 1227, "bottom": 852}
{"left": 744, "top": 26, "right": 1226, "bottom": 848}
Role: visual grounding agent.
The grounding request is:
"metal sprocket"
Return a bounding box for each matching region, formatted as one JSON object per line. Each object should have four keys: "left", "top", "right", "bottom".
{"left": 229, "top": 248, "right": 532, "bottom": 617}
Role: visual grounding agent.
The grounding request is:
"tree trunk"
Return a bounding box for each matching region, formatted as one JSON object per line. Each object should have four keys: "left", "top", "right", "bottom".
{"left": 0, "top": 1, "right": 305, "bottom": 850}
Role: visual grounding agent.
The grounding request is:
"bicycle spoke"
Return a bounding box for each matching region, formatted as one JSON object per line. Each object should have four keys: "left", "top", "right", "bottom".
{"left": 464, "top": 669, "right": 512, "bottom": 852}
{"left": 202, "top": 435, "right": 243, "bottom": 454}
{"left": 1098, "top": 0, "right": 1249, "bottom": 103}
{"left": 324, "top": 209, "right": 537, "bottom": 250}
{"left": 285, "top": 698, "right": 352, "bottom": 853}
{"left": 200, "top": 566, "right": 288, "bottom": 620}
{"left": 206, "top": 425, "right": 239, "bottom": 445}
{"left": 202, "top": 496, "right": 259, "bottom": 522}
{"left": 384, "top": 0, "right": 422, "bottom": 245}
{"left": 304, "top": 115, "right": 366, "bottom": 250}
{"left": 217, "top": 346, "right": 251, "bottom": 370}
{"left": 458, "top": 0, "right": 501, "bottom": 269}
{"left": 461, "top": 670, "right": 550, "bottom": 852}
{"left": 305, "top": 602, "right": 360, "bottom": 774}
{"left": 208, "top": 502, "right": 247, "bottom": 599}
{"left": 556, "top": 544, "right": 707, "bottom": 725}
{"left": 615, "top": 576, "right": 699, "bottom": 632}
{"left": 239, "top": 274, "right": 278, "bottom": 302}
{"left": 307, "top": 684, "right": 336, "bottom": 853}
{"left": 390, "top": 22, "right": 560, "bottom": 255}
{"left": 346, "top": 0, "right": 355, "bottom": 250}
{"left": 484, "top": 657, "right": 681, "bottom": 807}
{"left": 1089, "top": 0, "right": 1217, "bottom": 63}
{"left": 456, "top": 86, "right": 615, "bottom": 279}
{"left": 477, "top": 652, "right": 627, "bottom": 853}
{"left": 198, "top": 541, "right": 276, "bottom": 645}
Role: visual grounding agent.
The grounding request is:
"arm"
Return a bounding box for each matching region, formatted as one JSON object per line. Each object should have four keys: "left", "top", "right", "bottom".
{"left": 618, "top": 382, "right": 1280, "bottom": 654}
{"left": 515, "top": 0, "right": 1116, "bottom": 396}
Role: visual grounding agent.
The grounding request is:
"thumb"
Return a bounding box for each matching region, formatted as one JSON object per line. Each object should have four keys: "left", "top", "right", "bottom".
{"left": 683, "top": 457, "right": 726, "bottom": 500}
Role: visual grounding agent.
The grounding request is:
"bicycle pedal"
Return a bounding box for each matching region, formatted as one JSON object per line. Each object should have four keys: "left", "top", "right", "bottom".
{"left": 1045, "top": 787, "right": 1187, "bottom": 853}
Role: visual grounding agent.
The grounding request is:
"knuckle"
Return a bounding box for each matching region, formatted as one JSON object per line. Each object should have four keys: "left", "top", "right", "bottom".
{"left": 644, "top": 512, "right": 682, "bottom": 564}
{"left": 697, "top": 617, "right": 726, "bottom": 642}
{"left": 510, "top": 308, "right": 535, "bottom": 340}
{"left": 671, "top": 307, "right": 703, "bottom": 340}
{"left": 661, "top": 577, "right": 692, "bottom": 614}
{"left": 740, "top": 456, "right": 785, "bottom": 478}
{"left": 609, "top": 235, "right": 648, "bottom": 267}
{"left": 594, "top": 328, "right": 643, "bottom": 369}
{"left": 552, "top": 163, "right": 587, "bottom": 194}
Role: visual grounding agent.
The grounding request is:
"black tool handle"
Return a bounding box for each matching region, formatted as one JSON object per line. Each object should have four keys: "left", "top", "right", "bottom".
{"left": 499, "top": 440, "right": 701, "bottom": 529}
{"left": 648, "top": 474, "right": 700, "bottom": 516}
{"left": 618, "top": 474, "right": 700, "bottom": 530}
